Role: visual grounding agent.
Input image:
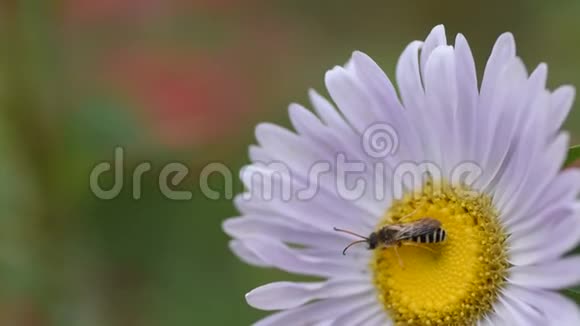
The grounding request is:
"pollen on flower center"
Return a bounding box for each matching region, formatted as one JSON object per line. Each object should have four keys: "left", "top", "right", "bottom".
{"left": 372, "top": 181, "right": 509, "bottom": 325}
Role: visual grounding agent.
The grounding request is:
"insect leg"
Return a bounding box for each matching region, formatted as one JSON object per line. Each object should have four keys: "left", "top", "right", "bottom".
{"left": 397, "top": 203, "right": 426, "bottom": 222}
{"left": 392, "top": 246, "right": 404, "bottom": 268}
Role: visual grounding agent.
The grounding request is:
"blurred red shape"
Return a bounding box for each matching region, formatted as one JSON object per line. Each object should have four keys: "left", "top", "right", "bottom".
{"left": 61, "top": 0, "right": 247, "bottom": 24}
{"left": 0, "top": 300, "right": 47, "bottom": 326}
{"left": 105, "top": 49, "right": 254, "bottom": 147}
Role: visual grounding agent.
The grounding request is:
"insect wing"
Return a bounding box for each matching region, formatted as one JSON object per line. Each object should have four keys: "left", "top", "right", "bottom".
{"left": 396, "top": 218, "right": 441, "bottom": 240}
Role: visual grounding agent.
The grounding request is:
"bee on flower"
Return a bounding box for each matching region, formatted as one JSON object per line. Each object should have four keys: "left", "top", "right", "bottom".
{"left": 224, "top": 25, "right": 580, "bottom": 325}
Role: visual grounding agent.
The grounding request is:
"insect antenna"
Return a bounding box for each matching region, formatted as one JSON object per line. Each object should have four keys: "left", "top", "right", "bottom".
{"left": 333, "top": 227, "right": 370, "bottom": 255}
{"left": 341, "top": 240, "right": 368, "bottom": 255}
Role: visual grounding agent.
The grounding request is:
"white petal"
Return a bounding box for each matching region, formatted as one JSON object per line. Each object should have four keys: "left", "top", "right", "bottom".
{"left": 313, "top": 321, "right": 334, "bottom": 326}
{"left": 513, "top": 201, "right": 570, "bottom": 234}
{"left": 503, "top": 130, "right": 567, "bottom": 221}
{"left": 350, "top": 51, "right": 403, "bottom": 113}
{"left": 330, "top": 302, "right": 383, "bottom": 326}
{"left": 228, "top": 240, "right": 270, "bottom": 267}
{"left": 246, "top": 279, "right": 372, "bottom": 310}
{"left": 308, "top": 89, "right": 352, "bottom": 132}
{"left": 508, "top": 255, "right": 580, "bottom": 289}
{"left": 509, "top": 204, "right": 580, "bottom": 266}
{"left": 253, "top": 294, "right": 377, "bottom": 326}
{"left": 517, "top": 169, "right": 580, "bottom": 230}
{"left": 363, "top": 312, "right": 392, "bottom": 326}
{"left": 267, "top": 101, "right": 393, "bottom": 220}
{"left": 488, "top": 294, "right": 540, "bottom": 325}
{"left": 288, "top": 102, "right": 327, "bottom": 138}
{"left": 287, "top": 102, "right": 373, "bottom": 173}
{"left": 549, "top": 85, "right": 575, "bottom": 133}
{"left": 254, "top": 123, "right": 344, "bottom": 202}
{"left": 475, "top": 57, "right": 527, "bottom": 193}
{"left": 479, "top": 32, "right": 516, "bottom": 111}
{"left": 239, "top": 163, "right": 376, "bottom": 232}
{"left": 396, "top": 41, "right": 425, "bottom": 113}
{"left": 254, "top": 122, "right": 322, "bottom": 176}
{"left": 325, "top": 66, "right": 377, "bottom": 132}
{"left": 350, "top": 51, "right": 423, "bottom": 161}
{"left": 453, "top": 33, "right": 478, "bottom": 162}
{"left": 420, "top": 24, "right": 447, "bottom": 79}
{"left": 501, "top": 287, "right": 546, "bottom": 324}
{"left": 249, "top": 145, "right": 272, "bottom": 163}
{"left": 241, "top": 237, "right": 367, "bottom": 278}
{"left": 423, "top": 45, "right": 457, "bottom": 171}
{"left": 507, "top": 204, "right": 576, "bottom": 249}
{"left": 507, "top": 286, "right": 580, "bottom": 325}
{"left": 396, "top": 40, "right": 443, "bottom": 163}
{"left": 479, "top": 306, "right": 511, "bottom": 326}
{"left": 223, "top": 215, "right": 348, "bottom": 249}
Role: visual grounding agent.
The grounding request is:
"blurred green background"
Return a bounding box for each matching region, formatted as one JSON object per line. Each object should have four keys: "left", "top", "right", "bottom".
{"left": 0, "top": 1, "right": 579, "bottom": 325}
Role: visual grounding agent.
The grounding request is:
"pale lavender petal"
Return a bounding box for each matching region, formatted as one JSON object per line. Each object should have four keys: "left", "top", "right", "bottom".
{"left": 241, "top": 237, "right": 366, "bottom": 278}
{"left": 420, "top": 24, "right": 447, "bottom": 79}
{"left": 253, "top": 294, "right": 378, "bottom": 326}
{"left": 507, "top": 286, "right": 580, "bottom": 325}
{"left": 313, "top": 320, "right": 334, "bottom": 326}
{"left": 549, "top": 85, "right": 575, "bottom": 134}
{"left": 363, "top": 312, "right": 393, "bottom": 326}
{"left": 507, "top": 204, "right": 576, "bottom": 249}
{"left": 508, "top": 202, "right": 564, "bottom": 236}
{"left": 308, "top": 89, "right": 352, "bottom": 132}
{"left": 325, "top": 66, "right": 377, "bottom": 132}
{"left": 423, "top": 45, "right": 457, "bottom": 172}
{"left": 288, "top": 103, "right": 329, "bottom": 138}
{"left": 330, "top": 302, "right": 383, "bottom": 326}
{"left": 350, "top": 51, "right": 403, "bottom": 113}
{"left": 453, "top": 33, "right": 478, "bottom": 162}
{"left": 229, "top": 240, "right": 270, "bottom": 267}
{"left": 249, "top": 145, "right": 273, "bottom": 163}
{"left": 238, "top": 164, "right": 376, "bottom": 232}
{"left": 479, "top": 32, "right": 516, "bottom": 111}
{"left": 523, "top": 168, "right": 580, "bottom": 221}
{"left": 350, "top": 51, "right": 423, "bottom": 162}
{"left": 490, "top": 294, "right": 541, "bottom": 325}
{"left": 246, "top": 279, "right": 372, "bottom": 310}
{"left": 508, "top": 255, "right": 580, "bottom": 289}
{"left": 395, "top": 41, "right": 424, "bottom": 113}
{"left": 509, "top": 204, "right": 580, "bottom": 266}
{"left": 475, "top": 57, "right": 527, "bottom": 193}
{"left": 501, "top": 290, "right": 544, "bottom": 324}
{"left": 223, "top": 215, "right": 349, "bottom": 249}
{"left": 501, "top": 132, "right": 569, "bottom": 225}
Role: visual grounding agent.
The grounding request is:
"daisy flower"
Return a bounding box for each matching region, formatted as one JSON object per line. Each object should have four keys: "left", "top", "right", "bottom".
{"left": 223, "top": 25, "right": 580, "bottom": 325}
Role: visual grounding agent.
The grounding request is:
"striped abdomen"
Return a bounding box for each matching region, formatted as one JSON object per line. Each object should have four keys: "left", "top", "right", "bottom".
{"left": 410, "top": 228, "right": 446, "bottom": 243}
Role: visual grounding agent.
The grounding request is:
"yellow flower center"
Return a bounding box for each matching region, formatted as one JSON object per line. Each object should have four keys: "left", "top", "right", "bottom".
{"left": 372, "top": 181, "right": 509, "bottom": 325}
